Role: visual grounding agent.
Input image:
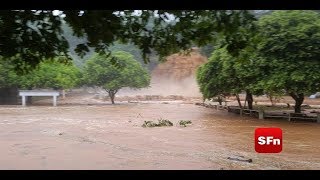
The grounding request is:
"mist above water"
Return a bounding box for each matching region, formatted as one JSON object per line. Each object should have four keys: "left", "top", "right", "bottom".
{"left": 118, "top": 75, "right": 202, "bottom": 97}
{"left": 118, "top": 49, "right": 207, "bottom": 97}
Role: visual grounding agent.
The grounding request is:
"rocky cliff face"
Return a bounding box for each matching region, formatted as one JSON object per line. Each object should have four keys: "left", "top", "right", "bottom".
{"left": 116, "top": 48, "right": 208, "bottom": 97}
{"left": 149, "top": 48, "right": 207, "bottom": 97}
{"left": 152, "top": 48, "right": 207, "bottom": 81}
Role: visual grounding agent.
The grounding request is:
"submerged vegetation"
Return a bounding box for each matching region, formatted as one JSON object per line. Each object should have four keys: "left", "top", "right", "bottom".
{"left": 141, "top": 119, "right": 192, "bottom": 128}
{"left": 142, "top": 118, "right": 174, "bottom": 128}
{"left": 178, "top": 120, "right": 192, "bottom": 127}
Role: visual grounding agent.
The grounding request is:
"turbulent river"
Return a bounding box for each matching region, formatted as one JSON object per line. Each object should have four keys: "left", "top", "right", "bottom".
{"left": 0, "top": 102, "right": 319, "bottom": 169}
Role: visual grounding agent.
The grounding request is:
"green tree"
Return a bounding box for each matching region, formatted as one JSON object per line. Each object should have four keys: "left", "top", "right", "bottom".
{"left": 256, "top": 10, "right": 320, "bottom": 113}
{"left": 1, "top": 56, "right": 80, "bottom": 103}
{"left": 0, "top": 10, "right": 256, "bottom": 72}
{"left": 196, "top": 46, "right": 263, "bottom": 109}
{"left": 19, "top": 58, "right": 81, "bottom": 97}
{"left": 0, "top": 57, "right": 19, "bottom": 88}
{"left": 197, "top": 48, "right": 232, "bottom": 104}
{"left": 197, "top": 48, "right": 244, "bottom": 107}
{"left": 108, "top": 42, "right": 159, "bottom": 71}
{"left": 82, "top": 51, "right": 150, "bottom": 104}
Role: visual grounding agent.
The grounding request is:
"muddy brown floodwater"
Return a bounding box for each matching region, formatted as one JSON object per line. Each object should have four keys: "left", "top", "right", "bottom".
{"left": 0, "top": 102, "right": 319, "bottom": 170}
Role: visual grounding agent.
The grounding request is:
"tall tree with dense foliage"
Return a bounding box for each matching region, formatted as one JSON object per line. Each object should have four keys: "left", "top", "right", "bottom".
{"left": 19, "top": 58, "right": 81, "bottom": 98}
{"left": 82, "top": 51, "right": 150, "bottom": 104}
{"left": 0, "top": 56, "right": 81, "bottom": 103}
{"left": 0, "top": 58, "right": 19, "bottom": 88}
{"left": 0, "top": 10, "right": 256, "bottom": 72}
{"left": 197, "top": 48, "right": 239, "bottom": 105}
{"left": 256, "top": 10, "right": 320, "bottom": 113}
{"left": 196, "top": 47, "right": 262, "bottom": 109}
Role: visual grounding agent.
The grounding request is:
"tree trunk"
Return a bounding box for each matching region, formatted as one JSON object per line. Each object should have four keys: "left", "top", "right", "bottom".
{"left": 110, "top": 94, "right": 115, "bottom": 104}
{"left": 109, "top": 92, "right": 115, "bottom": 104}
{"left": 289, "top": 92, "right": 304, "bottom": 113}
{"left": 246, "top": 91, "right": 253, "bottom": 110}
{"left": 236, "top": 94, "right": 242, "bottom": 108}
{"left": 217, "top": 96, "right": 222, "bottom": 105}
{"left": 108, "top": 90, "right": 118, "bottom": 105}
{"left": 268, "top": 94, "right": 275, "bottom": 106}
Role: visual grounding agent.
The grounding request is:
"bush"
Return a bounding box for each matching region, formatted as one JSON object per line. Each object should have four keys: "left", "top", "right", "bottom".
{"left": 142, "top": 118, "right": 173, "bottom": 128}
{"left": 178, "top": 120, "right": 192, "bottom": 127}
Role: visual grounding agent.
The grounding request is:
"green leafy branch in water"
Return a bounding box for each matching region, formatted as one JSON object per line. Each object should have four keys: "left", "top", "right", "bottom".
{"left": 178, "top": 120, "right": 192, "bottom": 127}
{"left": 141, "top": 119, "right": 192, "bottom": 128}
{"left": 142, "top": 118, "right": 173, "bottom": 128}
{"left": 142, "top": 121, "right": 158, "bottom": 127}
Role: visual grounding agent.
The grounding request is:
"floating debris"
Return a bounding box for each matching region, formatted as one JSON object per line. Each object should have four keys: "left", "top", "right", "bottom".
{"left": 158, "top": 118, "right": 173, "bottom": 126}
{"left": 142, "top": 118, "right": 173, "bottom": 128}
{"left": 227, "top": 156, "right": 253, "bottom": 163}
{"left": 142, "top": 121, "right": 158, "bottom": 128}
{"left": 179, "top": 120, "right": 192, "bottom": 127}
